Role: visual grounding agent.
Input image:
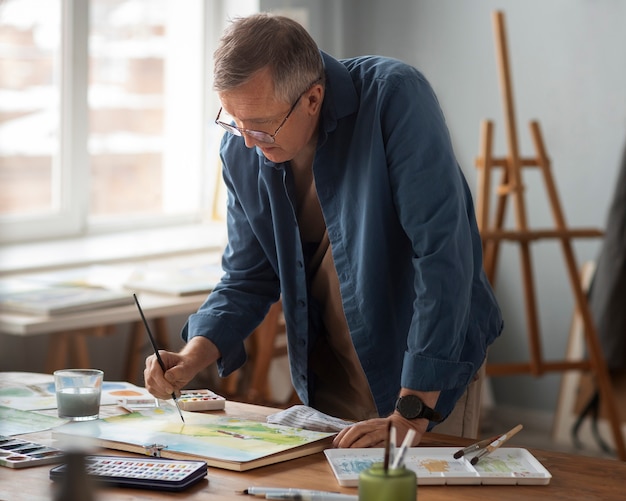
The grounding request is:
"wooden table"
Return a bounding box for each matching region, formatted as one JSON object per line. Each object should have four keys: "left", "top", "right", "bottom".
{"left": 1, "top": 401, "right": 624, "bottom": 501}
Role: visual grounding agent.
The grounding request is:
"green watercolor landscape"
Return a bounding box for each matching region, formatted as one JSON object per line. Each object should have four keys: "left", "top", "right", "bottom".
{"left": 53, "top": 406, "right": 334, "bottom": 471}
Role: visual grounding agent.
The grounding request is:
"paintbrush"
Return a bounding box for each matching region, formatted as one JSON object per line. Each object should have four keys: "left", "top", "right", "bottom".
{"left": 133, "top": 293, "right": 185, "bottom": 424}
{"left": 470, "top": 424, "right": 523, "bottom": 465}
{"left": 453, "top": 433, "right": 502, "bottom": 459}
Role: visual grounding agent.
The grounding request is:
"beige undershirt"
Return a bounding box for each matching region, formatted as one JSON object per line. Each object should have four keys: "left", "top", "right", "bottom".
{"left": 291, "top": 162, "right": 378, "bottom": 422}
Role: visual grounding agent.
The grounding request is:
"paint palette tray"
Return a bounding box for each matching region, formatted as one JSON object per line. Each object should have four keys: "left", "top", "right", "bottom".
{"left": 49, "top": 455, "right": 208, "bottom": 492}
{"left": 0, "top": 435, "right": 65, "bottom": 469}
{"left": 177, "top": 389, "right": 226, "bottom": 412}
{"left": 325, "top": 447, "right": 552, "bottom": 486}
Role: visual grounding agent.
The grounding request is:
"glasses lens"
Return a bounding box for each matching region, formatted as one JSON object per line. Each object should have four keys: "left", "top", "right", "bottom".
{"left": 246, "top": 131, "right": 274, "bottom": 143}
{"left": 217, "top": 121, "right": 242, "bottom": 136}
{"left": 216, "top": 110, "right": 275, "bottom": 143}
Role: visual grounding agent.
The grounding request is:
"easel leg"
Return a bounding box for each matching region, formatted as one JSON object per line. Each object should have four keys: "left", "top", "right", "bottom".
{"left": 484, "top": 169, "right": 510, "bottom": 284}
{"left": 518, "top": 243, "right": 543, "bottom": 376}
{"left": 530, "top": 121, "right": 626, "bottom": 460}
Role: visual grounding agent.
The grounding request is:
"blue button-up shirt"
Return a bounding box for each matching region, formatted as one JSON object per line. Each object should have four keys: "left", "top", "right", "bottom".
{"left": 183, "top": 52, "right": 503, "bottom": 422}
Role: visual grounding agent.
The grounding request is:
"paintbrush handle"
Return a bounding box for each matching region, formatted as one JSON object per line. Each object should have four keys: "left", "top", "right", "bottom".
{"left": 133, "top": 293, "right": 185, "bottom": 423}
{"left": 453, "top": 434, "right": 500, "bottom": 459}
{"left": 391, "top": 429, "right": 416, "bottom": 469}
{"left": 470, "top": 424, "right": 523, "bottom": 465}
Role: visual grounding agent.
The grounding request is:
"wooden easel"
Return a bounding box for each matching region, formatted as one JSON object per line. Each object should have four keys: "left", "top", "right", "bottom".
{"left": 475, "top": 10, "right": 626, "bottom": 461}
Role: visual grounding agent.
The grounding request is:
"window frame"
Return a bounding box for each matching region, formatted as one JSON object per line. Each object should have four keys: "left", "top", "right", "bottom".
{"left": 0, "top": 0, "right": 236, "bottom": 245}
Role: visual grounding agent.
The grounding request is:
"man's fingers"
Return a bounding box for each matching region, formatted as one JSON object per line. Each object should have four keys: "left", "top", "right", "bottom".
{"left": 332, "top": 416, "right": 427, "bottom": 449}
{"left": 333, "top": 419, "right": 390, "bottom": 448}
{"left": 144, "top": 354, "right": 175, "bottom": 397}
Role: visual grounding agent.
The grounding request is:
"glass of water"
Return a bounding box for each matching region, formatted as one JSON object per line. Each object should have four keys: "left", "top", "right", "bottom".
{"left": 54, "top": 369, "right": 103, "bottom": 421}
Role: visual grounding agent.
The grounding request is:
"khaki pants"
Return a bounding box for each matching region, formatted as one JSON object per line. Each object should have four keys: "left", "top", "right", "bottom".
{"left": 431, "top": 361, "right": 486, "bottom": 439}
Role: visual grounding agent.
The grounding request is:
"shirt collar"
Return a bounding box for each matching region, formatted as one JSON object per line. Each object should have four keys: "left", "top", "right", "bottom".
{"left": 319, "top": 51, "right": 358, "bottom": 137}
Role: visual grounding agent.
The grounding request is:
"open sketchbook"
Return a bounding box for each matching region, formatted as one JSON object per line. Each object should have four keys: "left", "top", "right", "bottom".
{"left": 324, "top": 447, "right": 552, "bottom": 486}
{"left": 0, "top": 285, "right": 133, "bottom": 316}
{"left": 123, "top": 262, "right": 223, "bottom": 296}
{"left": 53, "top": 405, "right": 334, "bottom": 471}
{"left": 0, "top": 266, "right": 135, "bottom": 316}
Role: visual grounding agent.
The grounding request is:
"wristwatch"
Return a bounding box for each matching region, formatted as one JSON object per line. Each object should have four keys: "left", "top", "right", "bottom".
{"left": 395, "top": 395, "right": 443, "bottom": 422}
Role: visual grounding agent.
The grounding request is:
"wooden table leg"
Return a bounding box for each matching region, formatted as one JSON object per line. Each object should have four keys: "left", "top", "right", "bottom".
{"left": 125, "top": 321, "right": 147, "bottom": 385}
{"left": 124, "top": 317, "right": 170, "bottom": 385}
{"left": 46, "top": 332, "right": 70, "bottom": 373}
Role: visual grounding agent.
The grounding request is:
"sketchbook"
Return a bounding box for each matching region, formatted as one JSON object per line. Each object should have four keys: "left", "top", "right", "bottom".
{"left": 123, "top": 262, "right": 223, "bottom": 296}
{"left": 53, "top": 405, "right": 334, "bottom": 471}
{"left": 0, "top": 284, "right": 134, "bottom": 316}
{"left": 0, "top": 265, "right": 137, "bottom": 316}
{"left": 324, "top": 447, "right": 552, "bottom": 486}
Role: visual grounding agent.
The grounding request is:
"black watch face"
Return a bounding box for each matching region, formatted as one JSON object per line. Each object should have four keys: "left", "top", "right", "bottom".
{"left": 399, "top": 396, "right": 423, "bottom": 420}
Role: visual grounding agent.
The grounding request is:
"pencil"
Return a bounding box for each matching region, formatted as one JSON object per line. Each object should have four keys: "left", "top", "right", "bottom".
{"left": 133, "top": 293, "right": 185, "bottom": 423}
{"left": 470, "top": 424, "right": 523, "bottom": 465}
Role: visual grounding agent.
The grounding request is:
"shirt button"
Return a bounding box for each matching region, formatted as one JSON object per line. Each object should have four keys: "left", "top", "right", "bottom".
{"left": 297, "top": 260, "right": 304, "bottom": 268}
{"left": 297, "top": 299, "right": 306, "bottom": 308}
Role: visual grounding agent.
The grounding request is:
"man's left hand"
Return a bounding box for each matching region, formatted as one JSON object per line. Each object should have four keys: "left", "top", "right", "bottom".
{"left": 332, "top": 413, "right": 428, "bottom": 448}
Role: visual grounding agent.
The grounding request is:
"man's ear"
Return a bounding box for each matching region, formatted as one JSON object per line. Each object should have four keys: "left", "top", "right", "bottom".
{"left": 304, "top": 84, "right": 324, "bottom": 115}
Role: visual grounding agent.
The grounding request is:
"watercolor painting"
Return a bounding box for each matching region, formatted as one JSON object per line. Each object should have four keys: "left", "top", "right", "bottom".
{"left": 0, "top": 405, "right": 67, "bottom": 436}
{"left": 0, "top": 378, "right": 153, "bottom": 411}
{"left": 53, "top": 406, "right": 334, "bottom": 470}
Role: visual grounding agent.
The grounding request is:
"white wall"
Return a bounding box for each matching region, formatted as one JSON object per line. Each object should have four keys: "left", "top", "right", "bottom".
{"left": 350, "top": 0, "right": 626, "bottom": 412}
{"left": 5, "top": 1, "right": 623, "bottom": 415}
{"left": 262, "top": 0, "right": 626, "bottom": 412}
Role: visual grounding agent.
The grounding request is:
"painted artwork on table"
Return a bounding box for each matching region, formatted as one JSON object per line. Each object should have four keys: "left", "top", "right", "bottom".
{"left": 0, "top": 406, "right": 67, "bottom": 436}
{"left": 53, "top": 405, "right": 334, "bottom": 471}
{"left": 0, "top": 372, "right": 153, "bottom": 411}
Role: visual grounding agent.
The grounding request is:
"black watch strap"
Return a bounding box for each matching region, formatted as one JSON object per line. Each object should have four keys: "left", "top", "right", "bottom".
{"left": 395, "top": 395, "right": 444, "bottom": 422}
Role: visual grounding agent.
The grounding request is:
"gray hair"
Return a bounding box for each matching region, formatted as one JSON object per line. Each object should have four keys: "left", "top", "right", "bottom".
{"left": 213, "top": 13, "right": 324, "bottom": 103}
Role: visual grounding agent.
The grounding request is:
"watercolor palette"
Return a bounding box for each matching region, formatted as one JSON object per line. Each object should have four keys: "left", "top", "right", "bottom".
{"left": 177, "top": 389, "right": 226, "bottom": 412}
{"left": 0, "top": 435, "right": 65, "bottom": 469}
{"left": 324, "top": 447, "right": 552, "bottom": 486}
{"left": 49, "top": 455, "right": 208, "bottom": 491}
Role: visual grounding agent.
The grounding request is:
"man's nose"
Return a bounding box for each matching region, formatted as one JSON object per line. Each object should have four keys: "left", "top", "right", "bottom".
{"left": 242, "top": 132, "right": 261, "bottom": 149}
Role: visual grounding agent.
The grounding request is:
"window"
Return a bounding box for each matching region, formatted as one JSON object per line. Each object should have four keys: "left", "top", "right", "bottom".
{"left": 0, "top": 0, "right": 62, "bottom": 223}
{"left": 0, "top": 0, "right": 259, "bottom": 245}
{"left": 88, "top": 0, "right": 206, "bottom": 222}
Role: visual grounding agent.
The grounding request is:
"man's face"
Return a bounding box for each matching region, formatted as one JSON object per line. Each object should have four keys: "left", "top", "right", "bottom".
{"left": 217, "top": 67, "right": 322, "bottom": 164}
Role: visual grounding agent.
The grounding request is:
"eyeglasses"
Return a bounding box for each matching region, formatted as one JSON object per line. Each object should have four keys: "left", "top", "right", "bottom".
{"left": 215, "top": 77, "right": 322, "bottom": 144}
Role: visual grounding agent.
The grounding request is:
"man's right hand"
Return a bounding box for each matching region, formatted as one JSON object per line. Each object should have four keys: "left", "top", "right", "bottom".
{"left": 143, "top": 336, "right": 220, "bottom": 399}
